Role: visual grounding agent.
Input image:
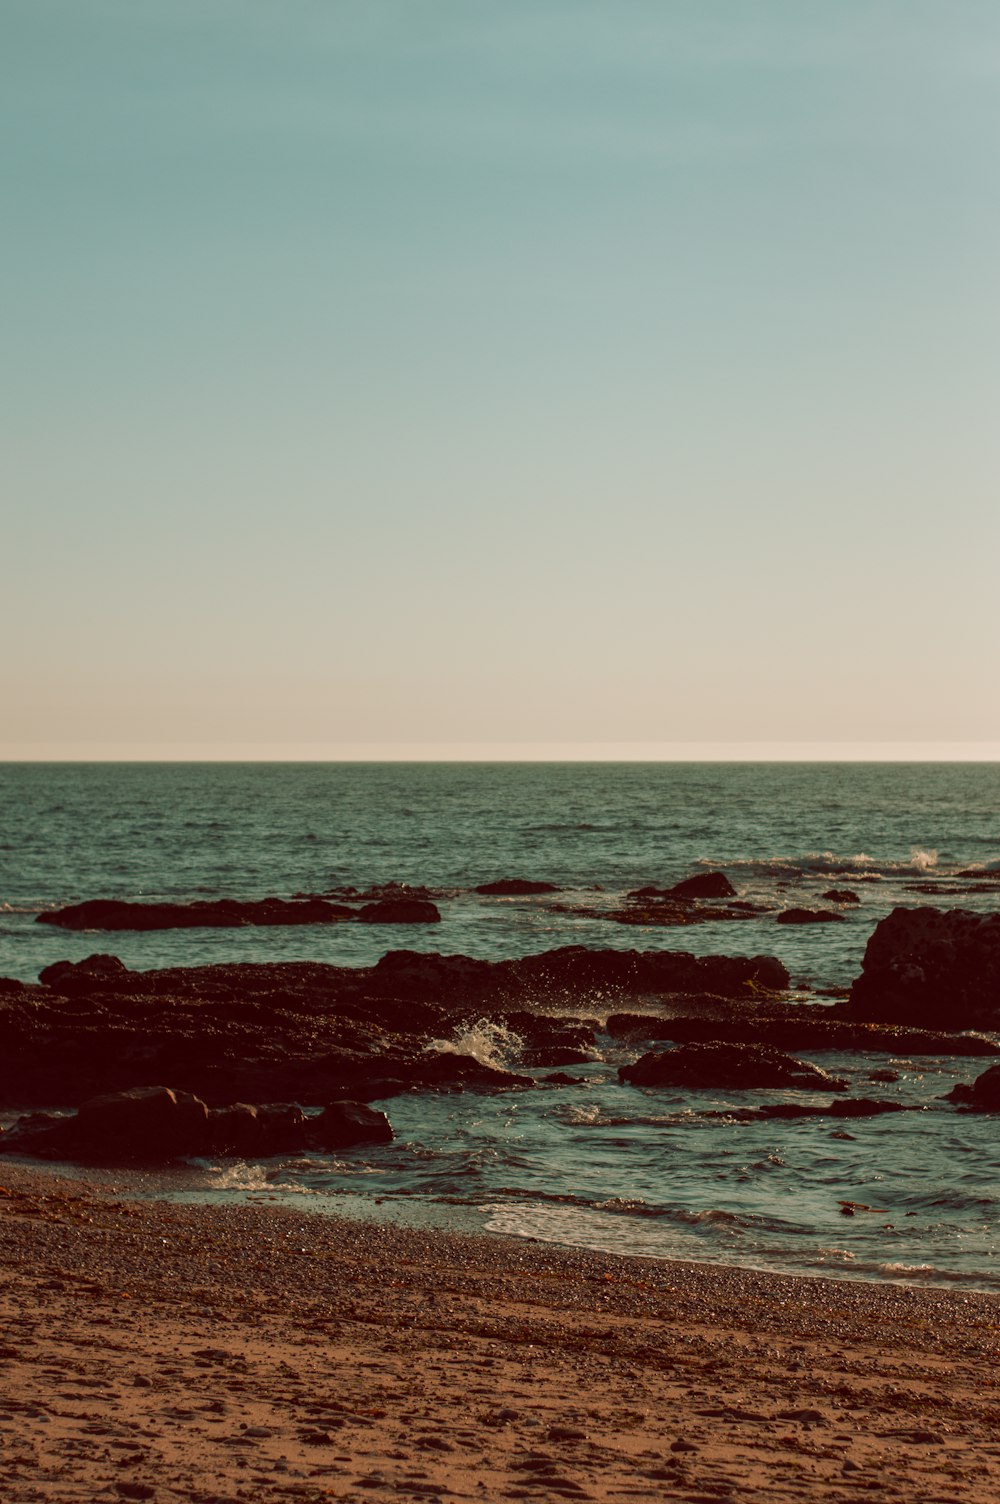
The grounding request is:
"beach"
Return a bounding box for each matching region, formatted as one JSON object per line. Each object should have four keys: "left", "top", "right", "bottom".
{"left": 4, "top": 1161, "right": 1000, "bottom": 1503}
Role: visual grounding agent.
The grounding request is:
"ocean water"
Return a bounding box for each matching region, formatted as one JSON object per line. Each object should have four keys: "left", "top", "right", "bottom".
{"left": 3, "top": 760, "right": 1000, "bottom": 1290}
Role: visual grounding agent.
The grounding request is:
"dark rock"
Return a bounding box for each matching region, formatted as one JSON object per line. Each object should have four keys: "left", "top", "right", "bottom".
{"left": 370, "top": 945, "right": 790, "bottom": 1002}
{"left": 849, "top": 907, "right": 1000, "bottom": 1030}
{"left": 776, "top": 909, "right": 845, "bottom": 925}
{"left": 2, "top": 946, "right": 788, "bottom": 1111}
{"left": 869, "top": 1068, "right": 900, "bottom": 1084}
{"left": 618, "top": 1042, "right": 847, "bottom": 1091}
{"left": 474, "top": 879, "right": 560, "bottom": 896}
{"left": 603, "top": 1005, "right": 997, "bottom": 1058}
{"left": 822, "top": 889, "right": 861, "bottom": 904}
{"left": 355, "top": 899, "right": 441, "bottom": 924}
{"left": 664, "top": 872, "right": 737, "bottom": 900}
{"left": 0, "top": 1088, "right": 395, "bottom": 1162}
{"left": 37, "top": 898, "right": 356, "bottom": 932}
{"left": 312, "top": 1101, "right": 393, "bottom": 1147}
{"left": 39, "top": 954, "right": 132, "bottom": 992}
{"left": 946, "top": 1064, "right": 1000, "bottom": 1111}
{"left": 701, "top": 1097, "right": 910, "bottom": 1123}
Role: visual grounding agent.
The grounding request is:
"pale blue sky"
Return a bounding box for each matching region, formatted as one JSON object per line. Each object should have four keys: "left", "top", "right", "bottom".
{"left": 3, "top": 1, "right": 998, "bottom": 757}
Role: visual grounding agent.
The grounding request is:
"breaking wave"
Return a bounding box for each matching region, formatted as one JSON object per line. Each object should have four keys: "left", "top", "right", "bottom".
{"left": 424, "top": 1018, "right": 524, "bottom": 1071}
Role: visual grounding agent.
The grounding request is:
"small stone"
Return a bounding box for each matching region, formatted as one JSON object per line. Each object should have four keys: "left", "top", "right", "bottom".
{"left": 670, "top": 1437, "right": 699, "bottom": 1453}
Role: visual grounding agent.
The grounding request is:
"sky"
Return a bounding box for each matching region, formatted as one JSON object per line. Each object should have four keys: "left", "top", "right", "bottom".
{"left": 2, "top": 0, "right": 998, "bottom": 760}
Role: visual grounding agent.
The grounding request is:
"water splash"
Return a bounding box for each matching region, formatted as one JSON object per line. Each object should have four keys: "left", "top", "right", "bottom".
{"left": 424, "top": 1018, "right": 525, "bottom": 1071}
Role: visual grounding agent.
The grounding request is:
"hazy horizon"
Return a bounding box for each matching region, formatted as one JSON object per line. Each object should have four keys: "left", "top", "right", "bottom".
{"left": 3, "top": 741, "right": 1000, "bottom": 765}
{"left": 3, "top": 2, "right": 997, "bottom": 758}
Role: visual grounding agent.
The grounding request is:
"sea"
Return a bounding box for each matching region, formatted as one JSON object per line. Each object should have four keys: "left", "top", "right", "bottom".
{"left": 3, "top": 760, "right": 1000, "bottom": 1292}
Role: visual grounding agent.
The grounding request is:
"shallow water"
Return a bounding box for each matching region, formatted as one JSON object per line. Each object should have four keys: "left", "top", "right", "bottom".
{"left": 3, "top": 760, "right": 1000, "bottom": 1288}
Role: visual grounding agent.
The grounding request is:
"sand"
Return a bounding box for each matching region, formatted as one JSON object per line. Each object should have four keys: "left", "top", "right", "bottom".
{"left": 3, "top": 1162, "right": 1000, "bottom": 1502}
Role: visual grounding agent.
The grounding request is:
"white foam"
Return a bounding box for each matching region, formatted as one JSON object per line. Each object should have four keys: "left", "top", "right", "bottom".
{"left": 424, "top": 1018, "right": 524, "bottom": 1071}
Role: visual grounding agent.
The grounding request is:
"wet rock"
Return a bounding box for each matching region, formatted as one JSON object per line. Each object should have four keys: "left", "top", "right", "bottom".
{"left": 312, "top": 1101, "right": 394, "bottom": 1147}
{"left": 776, "top": 908, "right": 845, "bottom": 925}
{"left": 946, "top": 1064, "right": 1000, "bottom": 1111}
{"left": 664, "top": 871, "right": 736, "bottom": 900}
{"left": 0, "top": 1090, "right": 394, "bottom": 1161}
{"left": 618, "top": 1041, "right": 847, "bottom": 1091}
{"left": 355, "top": 898, "right": 441, "bottom": 924}
{"left": 603, "top": 1005, "right": 997, "bottom": 1058}
{"left": 849, "top": 907, "right": 1000, "bottom": 1029}
{"left": 37, "top": 898, "right": 356, "bottom": 932}
{"left": 700, "top": 1097, "right": 910, "bottom": 1123}
{"left": 474, "top": 879, "right": 560, "bottom": 895}
{"left": 371, "top": 945, "right": 790, "bottom": 1002}
{"left": 823, "top": 889, "right": 861, "bottom": 904}
{"left": 39, "top": 953, "right": 132, "bottom": 993}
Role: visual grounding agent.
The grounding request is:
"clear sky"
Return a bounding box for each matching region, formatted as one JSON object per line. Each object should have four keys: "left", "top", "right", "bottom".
{"left": 3, "top": 1, "right": 998, "bottom": 759}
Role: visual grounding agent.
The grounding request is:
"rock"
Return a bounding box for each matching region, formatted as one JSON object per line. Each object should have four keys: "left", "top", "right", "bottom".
{"left": 37, "top": 898, "right": 356, "bottom": 932}
{"left": 664, "top": 872, "right": 736, "bottom": 900}
{"left": 355, "top": 898, "right": 441, "bottom": 924}
{"left": 0, "top": 1089, "right": 397, "bottom": 1162}
{"left": 849, "top": 907, "right": 1000, "bottom": 1029}
{"left": 776, "top": 909, "right": 846, "bottom": 924}
{"left": 370, "top": 945, "right": 790, "bottom": 1002}
{"left": 474, "top": 879, "right": 560, "bottom": 896}
{"left": 76, "top": 1085, "right": 210, "bottom": 1156}
{"left": 603, "top": 1006, "right": 997, "bottom": 1058}
{"left": 946, "top": 1064, "right": 1000, "bottom": 1111}
{"left": 39, "top": 954, "right": 132, "bottom": 992}
{"left": 869, "top": 1068, "right": 900, "bottom": 1084}
{"left": 313, "top": 1101, "right": 393, "bottom": 1148}
{"left": 823, "top": 889, "right": 861, "bottom": 904}
{"left": 618, "top": 1042, "right": 847, "bottom": 1091}
{"left": 730, "top": 1097, "right": 908, "bottom": 1122}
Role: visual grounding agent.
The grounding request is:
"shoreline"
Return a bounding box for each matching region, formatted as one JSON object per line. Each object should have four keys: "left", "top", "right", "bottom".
{"left": 4, "top": 1161, "right": 1000, "bottom": 1502}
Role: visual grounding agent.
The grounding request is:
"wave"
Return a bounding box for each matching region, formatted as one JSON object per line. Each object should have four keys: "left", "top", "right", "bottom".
{"left": 424, "top": 1018, "right": 524, "bottom": 1071}
{"left": 700, "top": 848, "right": 943, "bottom": 879}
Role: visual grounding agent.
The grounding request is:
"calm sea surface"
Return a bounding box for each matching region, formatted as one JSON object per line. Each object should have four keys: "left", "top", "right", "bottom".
{"left": 3, "top": 761, "right": 1000, "bottom": 1290}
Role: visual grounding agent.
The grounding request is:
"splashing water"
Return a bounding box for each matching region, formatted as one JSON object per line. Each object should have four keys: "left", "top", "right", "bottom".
{"left": 425, "top": 1018, "right": 525, "bottom": 1071}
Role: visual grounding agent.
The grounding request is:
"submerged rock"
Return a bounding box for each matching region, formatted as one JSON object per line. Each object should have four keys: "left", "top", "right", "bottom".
{"left": 618, "top": 1041, "right": 847, "bottom": 1091}
{"left": 604, "top": 1004, "right": 998, "bottom": 1057}
{"left": 702, "top": 1097, "right": 911, "bottom": 1123}
{"left": 776, "top": 908, "right": 846, "bottom": 925}
{"left": 474, "top": 879, "right": 560, "bottom": 896}
{"left": 849, "top": 907, "right": 1000, "bottom": 1029}
{"left": 822, "top": 889, "right": 861, "bottom": 904}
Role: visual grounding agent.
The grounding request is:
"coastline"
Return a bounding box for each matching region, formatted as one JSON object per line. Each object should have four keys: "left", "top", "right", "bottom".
{"left": 4, "top": 1160, "right": 1000, "bottom": 1502}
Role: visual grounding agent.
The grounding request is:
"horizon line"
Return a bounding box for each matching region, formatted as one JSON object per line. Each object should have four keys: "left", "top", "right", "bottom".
{"left": 2, "top": 740, "right": 1000, "bottom": 764}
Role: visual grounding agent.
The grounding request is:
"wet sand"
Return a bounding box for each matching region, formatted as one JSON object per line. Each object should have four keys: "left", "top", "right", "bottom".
{"left": 3, "top": 1161, "right": 1000, "bottom": 1502}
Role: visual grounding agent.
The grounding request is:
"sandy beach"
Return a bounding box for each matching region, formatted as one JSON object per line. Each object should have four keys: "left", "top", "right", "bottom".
{"left": 3, "top": 1162, "right": 1000, "bottom": 1502}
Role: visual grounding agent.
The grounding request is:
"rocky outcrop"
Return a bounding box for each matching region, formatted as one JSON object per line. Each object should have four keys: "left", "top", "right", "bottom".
{"left": 368, "top": 946, "right": 790, "bottom": 1002}
{"left": 1, "top": 944, "right": 786, "bottom": 1111}
{"left": 355, "top": 899, "right": 441, "bottom": 924}
{"left": 776, "top": 909, "right": 845, "bottom": 925}
{"left": 604, "top": 1004, "right": 997, "bottom": 1057}
{"left": 946, "top": 1065, "right": 1000, "bottom": 1111}
{"left": 0, "top": 1086, "right": 395, "bottom": 1162}
{"left": 848, "top": 908, "right": 1000, "bottom": 1029}
{"left": 474, "top": 879, "right": 560, "bottom": 896}
{"left": 618, "top": 1042, "right": 847, "bottom": 1091}
{"left": 664, "top": 872, "right": 737, "bottom": 900}
{"left": 36, "top": 897, "right": 359, "bottom": 931}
